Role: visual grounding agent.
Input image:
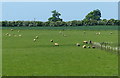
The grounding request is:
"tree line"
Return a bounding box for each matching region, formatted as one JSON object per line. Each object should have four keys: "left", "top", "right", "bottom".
{"left": 1, "top": 9, "right": 120, "bottom": 27}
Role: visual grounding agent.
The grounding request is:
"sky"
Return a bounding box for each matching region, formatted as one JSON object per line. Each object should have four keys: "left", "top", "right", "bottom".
{"left": 2, "top": 2, "right": 118, "bottom": 21}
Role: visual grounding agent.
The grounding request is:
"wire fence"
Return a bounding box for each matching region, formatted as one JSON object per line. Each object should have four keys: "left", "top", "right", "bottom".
{"left": 92, "top": 42, "right": 119, "bottom": 54}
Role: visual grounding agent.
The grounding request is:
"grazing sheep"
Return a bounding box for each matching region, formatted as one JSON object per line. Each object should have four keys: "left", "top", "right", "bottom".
{"left": 63, "top": 34, "right": 67, "bottom": 37}
{"left": 89, "top": 40, "right": 92, "bottom": 44}
{"left": 76, "top": 43, "right": 80, "bottom": 46}
{"left": 83, "top": 31, "right": 86, "bottom": 34}
{"left": 54, "top": 43, "right": 59, "bottom": 46}
{"left": 59, "top": 31, "right": 62, "bottom": 34}
{"left": 83, "top": 45, "right": 86, "bottom": 48}
{"left": 110, "top": 32, "right": 113, "bottom": 34}
{"left": 5, "top": 33, "right": 9, "bottom": 36}
{"left": 96, "top": 33, "right": 98, "bottom": 35}
{"left": 14, "top": 35, "right": 17, "bottom": 37}
{"left": 50, "top": 40, "right": 53, "bottom": 42}
{"left": 92, "top": 46, "right": 95, "bottom": 49}
{"left": 18, "top": 30, "right": 20, "bottom": 32}
{"left": 11, "top": 29, "right": 13, "bottom": 31}
{"left": 33, "top": 39, "right": 36, "bottom": 42}
{"left": 83, "top": 41, "right": 88, "bottom": 44}
{"left": 19, "top": 34, "right": 22, "bottom": 37}
{"left": 35, "top": 36, "right": 39, "bottom": 39}
{"left": 98, "top": 32, "right": 101, "bottom": 35}
{"left": 8, "top": 34, "right": 11, "bottom": 36}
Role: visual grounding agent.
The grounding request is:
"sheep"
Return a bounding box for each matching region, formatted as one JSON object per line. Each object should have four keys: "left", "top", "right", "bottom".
{"left": 98, "top": 32, "right": 101, "bottom": 35}
{"left": 89, "top": 40, "right": 92, "bottom": 44}
{"left": 92, "top": 46, "right": 95, "bottom": 49}
{"left": 83, "top": 31, "right": 86, "bottom": 34}
{"left": 5, "top": 33, "right": 9, "bottom": 36}
{"left": 76, "top": 43, "right": 80, "bottom": 46}
{"left": 33, "top": 39, "right": 36, "bottom": 42}
{"left": 11, "top": 29, "right": 13, "bottom": 31}
{"left": 96, "top": 33, "right": 98, "bottom": 35}
{"left": 50, "top": 40, "right": 53, "bottom": 42}
{"left": 14, "top": 35, "right": 17, "bottom": 37}
{"left": 63, "top": 34, "right": 67, "bottom": 37}
{"left": 59, "top": 31, "right": 62, "bottom": 34}
{"left": 35, "top": 36, "right": 39, "bottom": 39}
{"left": 88, "top": 46, "right": 90, "bottom": 48}
{"left": 19, "top": 34, "right": 22, "bottom": 37}
{"left": 8, "top": 34, "right": 11, "bottom": 37}
{"left": 83, "top": 45, "right": 86, "bottom": 48}
{"left": 110, "top": 32, "right": 113, "bottom": 34}
{"left": 83, "top": 41, "right": 88, "bottom": 44}
{"left": 18, "top": 30, "right": 20, "bottom": 32}
{"left": 54, "top": 43, "right": 59, "bottom": 46}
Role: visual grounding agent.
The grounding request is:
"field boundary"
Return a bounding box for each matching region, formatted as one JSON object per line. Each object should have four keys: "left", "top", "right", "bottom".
{"left": 1, "top": 26, "right": 118, "bottom": 30}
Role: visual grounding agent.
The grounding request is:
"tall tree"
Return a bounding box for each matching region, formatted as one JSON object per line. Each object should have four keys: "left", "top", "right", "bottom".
{"left": 84, "top": 9, "right": 101, "bottom": 21}
{"left": 48, "top": 10, "right": 63, "bottom": 22}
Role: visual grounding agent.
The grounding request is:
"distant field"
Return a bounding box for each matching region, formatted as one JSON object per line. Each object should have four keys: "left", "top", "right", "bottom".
{"left": 2, "top": 26, "right": 118, "bottom": 76}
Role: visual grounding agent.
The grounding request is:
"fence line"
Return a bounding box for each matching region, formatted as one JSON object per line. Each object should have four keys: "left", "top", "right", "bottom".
{"left": 92, "top": 42, "right": 119, "bottom": 54}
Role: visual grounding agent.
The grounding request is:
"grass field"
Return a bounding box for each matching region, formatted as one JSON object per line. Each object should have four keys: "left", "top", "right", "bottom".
{"left": 2, "top": 26, "right": 118, "bottom": 76}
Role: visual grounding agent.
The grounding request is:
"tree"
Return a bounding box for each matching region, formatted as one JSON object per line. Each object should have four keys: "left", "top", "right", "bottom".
{"left": 84, "top": 9, "right": 101, "bottom": 21}
{"left": 48, "top": 10, "right": 63, "bottom": 22}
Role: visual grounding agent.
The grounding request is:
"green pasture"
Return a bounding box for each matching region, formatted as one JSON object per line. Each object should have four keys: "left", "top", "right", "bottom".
{"left": 2, "top": 26, "right": 118, "bottom": 76}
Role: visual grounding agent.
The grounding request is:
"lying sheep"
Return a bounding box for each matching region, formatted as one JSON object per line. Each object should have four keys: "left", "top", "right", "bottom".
{"left": 76, "top": 43, "right": 80, "bottom": 46}
{"left": 33, "top": 39, "right": 36, "bottom": 42}
{"left": 83, "top": 45, "right": 86, "bottom": 48}
{"left": 92, "top": 46, "right": 95, "bottom": 49}
{"left": 83, "top": 41, "right": 88, "bottom": 44}
{"left": 54, "top": 43, "right": 59, "bottom": 46}
{"left": 50, "top": 40, "right": 53, "bottom": 42}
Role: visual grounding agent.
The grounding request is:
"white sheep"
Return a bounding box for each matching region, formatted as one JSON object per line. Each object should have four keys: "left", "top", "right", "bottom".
{"left": 59, "top": 31, "right": 62, "bottom": 34}
{"left": 5, "top": 33, "right": 9, "bottom": 36}
{"left": 8, "top": 34, "right": 11, "bottom": 36}
{"left": 50, "top": 40, "right": 53, "bottom": 42}
{"left": 54, "top": 43, "right": 59, "bottom": 46}
{"left": 98, "top": 32, "right": 101, "bottom": 35}
{"left": 110, "top": 32, "right": 113, "bottom": 34}
{"left": 11, "top": 29, "right": 13, "bottom": 31}
{"left": 63, "top": 34, "right": 67, "bottom": 37}
{"left": 35, "top": 36, "right": 39, "bottom": 39}
{"left": 18, "top": 30, "right": 20, "bottom": 32}
{"left": 14, "top": 35, "right": 17, "bottom": 37}
{"left": 83, "top": 31, "right": 86, "bottom": 34}
{"left": 19, "top": 34, "right": 22, "bottom": 37}
{"left": 96, "top": 33, "right": 98, "bottom": 35}
{"left": 83, "top": 41, "right": 88, "bottom": 44}
{"left": 76, "top": 43, "right": 80, "bottom": 46}
{"left": 83, "top": 45, "right": 86, "bottom": 48}
{"left": 92, "top": 46, "right": 95, "bottom": 49}
{"left": 33, "top": 39, "right": 36, "bottom": 42}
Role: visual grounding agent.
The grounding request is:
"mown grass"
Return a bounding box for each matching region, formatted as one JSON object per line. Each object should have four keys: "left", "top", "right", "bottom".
{"left": 2, "top": 27, "right": 118, "bottom": 76}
